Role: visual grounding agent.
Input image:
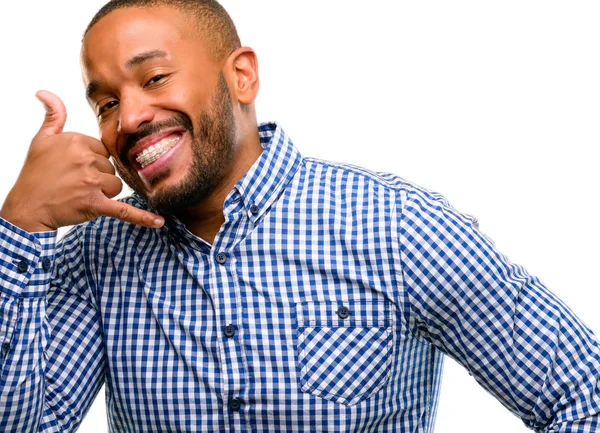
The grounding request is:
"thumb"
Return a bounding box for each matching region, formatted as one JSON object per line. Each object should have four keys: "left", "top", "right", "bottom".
{"left": 35, "top": 90, "right": 67, "bottom": 138}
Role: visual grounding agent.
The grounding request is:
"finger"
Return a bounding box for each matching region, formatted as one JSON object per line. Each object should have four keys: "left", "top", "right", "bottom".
{"left": 99, "top": 173, "right": 123, "bottom": 198}
{"left": 96, "top": 198, "right": 165, "bottom": 228}
{"left": 95, "top": 155, "right": 116, "bottom": 175}
{"left": 87, "top": 137, "right": 110, "bottom": 158}
{"left": 35, "top": 90, "right": 67, "bottom": 138}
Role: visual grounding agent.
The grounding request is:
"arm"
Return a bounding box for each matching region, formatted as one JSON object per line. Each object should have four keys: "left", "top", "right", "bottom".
{"left": 0, "top": 90, "right": 163, "bottom": 432}
{"left": 396, "top": 185, "right": 600, "bottom": 432}
{"left": 0, "top": 219, "right": 104, "bottom": 432}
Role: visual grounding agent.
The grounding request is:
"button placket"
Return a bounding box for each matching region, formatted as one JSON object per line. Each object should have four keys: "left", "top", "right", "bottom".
{"left": 214, "top": 251, "right": 250, "bottom": 419}
{"left": 211, "top": 233, "right": 250, "bottom": 419}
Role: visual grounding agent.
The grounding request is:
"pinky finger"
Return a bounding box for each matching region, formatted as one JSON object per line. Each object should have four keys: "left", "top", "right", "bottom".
{"left": 95, "top": 197, "right": 165, "bottom": 228}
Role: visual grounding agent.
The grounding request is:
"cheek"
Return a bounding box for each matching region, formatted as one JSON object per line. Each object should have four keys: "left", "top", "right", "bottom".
{"left": 169, "top": 89, "right": 205, "bottom": 117}
{"left": 168, "top": 74, "right": 216, "bottom": 113}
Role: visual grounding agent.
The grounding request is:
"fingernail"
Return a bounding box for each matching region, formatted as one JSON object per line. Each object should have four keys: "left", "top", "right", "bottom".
{"left": 154, "top": 218, "right": 165, "bottom": 227}
{"left": 35, "top": 95, "right": 50, "bottom": 112}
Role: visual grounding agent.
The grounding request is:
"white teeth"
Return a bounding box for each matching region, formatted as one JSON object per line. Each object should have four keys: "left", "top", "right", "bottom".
{"left": 135, "top": 135, "right": 181, "bottom": 168}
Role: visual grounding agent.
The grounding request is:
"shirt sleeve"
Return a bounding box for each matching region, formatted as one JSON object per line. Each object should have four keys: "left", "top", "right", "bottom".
{"left": 0, "top": 217, "right": 105, "bottom": 433}
{"left": 396, "top": 185, "right": 600, "bottom": 432}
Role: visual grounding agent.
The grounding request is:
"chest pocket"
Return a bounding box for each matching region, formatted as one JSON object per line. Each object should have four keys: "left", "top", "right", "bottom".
{"left": 294, "top": 299, "right": 393, "bottom": 406}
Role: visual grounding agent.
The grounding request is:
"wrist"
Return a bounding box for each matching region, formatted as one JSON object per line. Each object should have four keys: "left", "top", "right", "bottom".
{"left": 0, "top": 199, "right": 55, "bottom": 233}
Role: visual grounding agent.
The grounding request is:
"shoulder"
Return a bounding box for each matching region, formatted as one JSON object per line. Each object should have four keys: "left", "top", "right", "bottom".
{"left": 300, "top": 157, "right": 478, "bottom": 228}
{"left": 302, "top": 156, "right": 407, "bottom": 191}
{"left": 300, "top": 156, "right": 450, "bottom": 207}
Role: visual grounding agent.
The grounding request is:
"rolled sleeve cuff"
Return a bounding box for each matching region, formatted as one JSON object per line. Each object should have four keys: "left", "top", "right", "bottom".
{"left": 0, "top": 217, "right": 57, "bottom": 298}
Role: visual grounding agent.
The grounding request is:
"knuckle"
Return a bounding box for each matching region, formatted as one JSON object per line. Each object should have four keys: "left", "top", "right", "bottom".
{"left": 65, "top": 133, "right": 86, "bottom": 149}
{"left": 64, "top": 135, "right": 79, "bottom": 152}
{"left": 76, "top": 153, "right": 97, "bottom": 168}
{"left": 45, "top": 109, "right": 61, "bottom": 121}
{"left": 117, "top": 205, "right": 131, "bottom": 221}
{"left": 63, "top": 132, "right": 78, "bottom": 143}
{"left": 82, "top": 174, "right": 101, "bottom": 188}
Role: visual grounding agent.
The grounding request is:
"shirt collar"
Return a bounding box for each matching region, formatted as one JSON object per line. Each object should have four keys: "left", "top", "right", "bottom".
{"left": 134, "top": 122, "right": 302, "bottom": 240}
{"left": 223, "top": 121, "right": 302, "bottom": 224}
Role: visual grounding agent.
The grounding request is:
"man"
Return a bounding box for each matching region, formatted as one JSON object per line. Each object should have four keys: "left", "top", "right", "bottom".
{"left": 0, "top": 1, "right": 598, "bottom": 432}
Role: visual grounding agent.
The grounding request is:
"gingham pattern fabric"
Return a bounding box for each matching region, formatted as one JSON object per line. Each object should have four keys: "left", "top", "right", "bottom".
{"left": 1, "top": 122, "right": 599, "bottom": 432}
{"left": 295, "top": 300, "right": 393, "bottom": 406}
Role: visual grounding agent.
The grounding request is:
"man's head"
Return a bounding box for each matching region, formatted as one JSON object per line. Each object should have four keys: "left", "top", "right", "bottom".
{"left": 81, "top": 0, "right": 260, "bottom": 215}
{"left": 85, "top": 0, "right": 241, "bottom": 63}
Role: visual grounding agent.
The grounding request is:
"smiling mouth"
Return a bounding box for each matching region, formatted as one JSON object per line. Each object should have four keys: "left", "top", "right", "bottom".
{"left": 134, "top": 135, "right": 181, "bottom": 168}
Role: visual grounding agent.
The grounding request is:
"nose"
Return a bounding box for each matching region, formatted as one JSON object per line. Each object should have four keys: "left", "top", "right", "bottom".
{"left": 117, "top": 92, "right": 156, "bottom": 135}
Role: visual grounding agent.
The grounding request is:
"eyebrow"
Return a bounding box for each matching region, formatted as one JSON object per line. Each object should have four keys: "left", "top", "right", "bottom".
{"left": 125, "top": 49, "right": 168, "bottom": 69}
{"left": 85, "top": 50, "right": 168, "bottom": 101}
{"left": 86, "top": 80, "right": 102, "bottom": 101}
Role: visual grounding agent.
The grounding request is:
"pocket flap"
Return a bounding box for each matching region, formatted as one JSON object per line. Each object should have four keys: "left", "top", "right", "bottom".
{"left": 296, "top": 299, "right": 391, "bottom": 328}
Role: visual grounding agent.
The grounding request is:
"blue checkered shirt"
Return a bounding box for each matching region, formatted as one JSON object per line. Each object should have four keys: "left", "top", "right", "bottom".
{"left": 1, "top": 122, "right": 599, "bottom": 432}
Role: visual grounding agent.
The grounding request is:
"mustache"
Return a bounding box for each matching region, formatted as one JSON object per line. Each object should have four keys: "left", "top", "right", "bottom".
{"left": 119, "top": 112, "right": 194, "bottom": 162}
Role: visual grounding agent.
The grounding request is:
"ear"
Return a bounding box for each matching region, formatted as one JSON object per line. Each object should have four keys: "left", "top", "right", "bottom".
{"left": 226, "top": 47, "right": 259, "bottom": 105}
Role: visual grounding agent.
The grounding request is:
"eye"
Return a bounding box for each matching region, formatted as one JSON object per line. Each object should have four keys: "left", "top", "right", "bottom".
{"left": 145, "top": 74, "right": 168, "bottom": 87}
{"left": 98, "top": 100, "right": 118, "bottom": 117}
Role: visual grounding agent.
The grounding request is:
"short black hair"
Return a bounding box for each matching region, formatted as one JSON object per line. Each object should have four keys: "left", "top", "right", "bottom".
{"left": 85, "top": 0, "right": 241, "bottom": 61}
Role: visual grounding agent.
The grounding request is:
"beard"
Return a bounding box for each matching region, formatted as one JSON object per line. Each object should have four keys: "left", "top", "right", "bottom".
{"left": 115, "top": 73, "right": 236, "bottom": 216}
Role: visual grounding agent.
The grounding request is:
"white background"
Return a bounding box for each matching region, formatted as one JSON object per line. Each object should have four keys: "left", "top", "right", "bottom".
{"left": 2, "top": 1, "right": 599, "bottom": 432}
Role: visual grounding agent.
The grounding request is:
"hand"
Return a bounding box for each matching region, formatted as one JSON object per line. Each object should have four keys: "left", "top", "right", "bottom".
{"left": 0, "top": 90, "right": 164, "bottom": 232}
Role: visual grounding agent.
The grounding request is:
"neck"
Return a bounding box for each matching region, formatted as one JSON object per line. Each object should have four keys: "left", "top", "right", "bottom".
{"left": 177, "top": 125, "right": 263, "bottom": 244}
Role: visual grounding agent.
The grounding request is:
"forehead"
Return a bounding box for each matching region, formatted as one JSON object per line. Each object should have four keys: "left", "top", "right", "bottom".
{"left": 81, "top": 6, "right": 209, "bottom": 80}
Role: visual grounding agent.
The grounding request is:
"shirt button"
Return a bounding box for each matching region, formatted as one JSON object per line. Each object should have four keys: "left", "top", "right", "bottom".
{"left": 2, "top": 343, "right": 10, "bottom": 354}
{"left": 224, "top": 324, "right": 236, "bottom": 339}
{"left": 337, "top": 306, "right": 350, "bottom": 320}
{"left": 216, "top": 252, "right": 228, "bottom": 265}
{"left": 16, "top": 260, "right": 28, "bottom": 274}
{"left": 42, "top": 258, "right": 52, "bottom": 272}
{"left": 250, "top": 203, "right": 259, "bottom": 215}
{"left": 228, "top": 398, "right": 243, "bottom": 412}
